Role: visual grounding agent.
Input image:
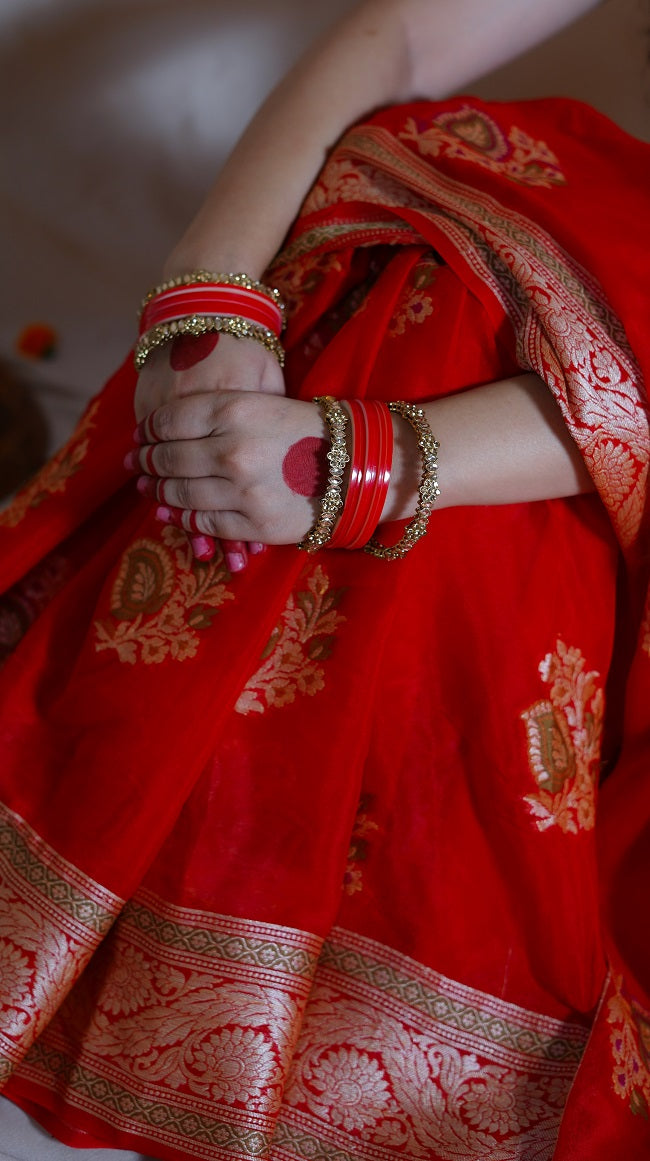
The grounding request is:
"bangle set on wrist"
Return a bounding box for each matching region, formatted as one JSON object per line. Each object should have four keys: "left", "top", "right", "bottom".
{"left": 135, "top": 270, "right": 440, "bottom": 561}
{"left": 299, "top": 396, "right": 440, "bottom": 560}
{"left": 134, "top": 269, "right": 287, "bottom": 370}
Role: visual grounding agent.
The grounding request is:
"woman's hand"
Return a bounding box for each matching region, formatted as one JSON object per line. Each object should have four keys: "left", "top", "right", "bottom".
{"left": 132, "top": 331, "right": 286, "bottom": 567}
{"left": 128, "top": 390, "right": 329, "bottom": 547}
{"left": 133, "top": 331, "right": 285, "bottom": 423}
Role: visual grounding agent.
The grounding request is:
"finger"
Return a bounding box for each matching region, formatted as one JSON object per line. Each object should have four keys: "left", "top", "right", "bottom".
{"left": 128, "top": 438, "right": 225, "bottom": 481}
{"left": 155, "top": 505, "right": 249, "bottom": 544}
{"left": 151, "top": 475, "right": 237, "bottom": 512}
{"left": 190, "top": 534, "right": 217, "bottom": 561}
{"left": 142, "top": 394, "right": 222, "bottom": 443}
{"left": 221, "top": 539, "right": 249, "bottom": 574}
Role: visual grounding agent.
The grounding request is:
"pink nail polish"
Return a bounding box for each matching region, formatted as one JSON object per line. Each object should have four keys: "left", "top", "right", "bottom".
{"left": 226, "top": 552, "right": 246, "bottom": 573}
{"left": 133, "top": 421, "right": 148, "bottom": 445}
{"left": 155, "top": 505, "right": 173, "bottom": 523}
{"left": 248, "top": 542, "right": 266, "bottom": 555}
{"left": 123, "top": 450, "right": 140, "bottom": 472}
{"left": 191, "top": 536, "right": 215, "bottom": 561}
{"left": 136, "top": 475, "right": 157, "bottom": 497}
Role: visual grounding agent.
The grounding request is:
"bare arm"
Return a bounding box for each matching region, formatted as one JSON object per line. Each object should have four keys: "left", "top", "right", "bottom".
{"left": 165, "top": 0, "right": 601, "bottom": 279}
{"left": 134, "top": 0, "right": 601, "bottom": 557}
{"left": 134, "top": 373, "right": 593, "bottom": 548}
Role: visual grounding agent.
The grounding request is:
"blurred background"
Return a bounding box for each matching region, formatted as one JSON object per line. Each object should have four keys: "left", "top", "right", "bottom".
{"left": 0, "top": 0, "right": 647, "bottom": 493}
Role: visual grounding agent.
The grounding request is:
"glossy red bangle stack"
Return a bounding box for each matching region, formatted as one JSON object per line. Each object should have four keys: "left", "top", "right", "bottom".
{"left": 139, "top": 284, "right": 284, "bottom": 337}
{"left": 329, "top": 400, "right": 393, "bottom": 549}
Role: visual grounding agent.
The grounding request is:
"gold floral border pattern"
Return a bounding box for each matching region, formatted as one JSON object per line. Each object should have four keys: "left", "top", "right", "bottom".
{"left": 522, "top": 640, "right": 604, "bottom": 834}
{"left": 13, "top": 893, "right": 324, "bottom": 1153}
{"left": 0, "top": 801, "right": 122, "bottom": 1085}
{"left": 0, "top": 399, "right": 101, "bottom": 528}
{"left": 235, "top": 565, "right": 346, "bottom": 715}
{"left": 8, "top": 891, "right": 589, "bottom": 1159}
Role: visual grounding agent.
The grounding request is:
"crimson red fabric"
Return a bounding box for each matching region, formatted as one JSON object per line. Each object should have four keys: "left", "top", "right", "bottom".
{"left": 0, "top": 97, "right": 648, "bottom": 1160}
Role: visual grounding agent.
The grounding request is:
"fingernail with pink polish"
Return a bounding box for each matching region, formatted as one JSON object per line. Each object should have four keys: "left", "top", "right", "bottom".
{"left": 133, "top": 421, "right": 149, "bottom": 445}
{"left": 226, "top": 552, "right": 246, "bottom": 573}
{"left": 191, "top": 536, "right": 215, "bottom": 561}
{"left": 248, "top": 542, "right": 266, "bottom": 555}
{"left": 155, "top": 505, "right": 173, "bottom": 524}
{"left": 123, "top": 450, "right": 140, "bottom": 472}
{"left": 136, "top": 475, "right": 157, "bottom": 497}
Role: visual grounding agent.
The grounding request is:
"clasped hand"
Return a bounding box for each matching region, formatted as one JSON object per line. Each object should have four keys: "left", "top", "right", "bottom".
{"left": 129, "top": 336, "right": 327, "bottom": 563}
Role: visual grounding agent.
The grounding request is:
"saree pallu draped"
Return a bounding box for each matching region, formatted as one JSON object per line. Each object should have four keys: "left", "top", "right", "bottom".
{"left": 0, "top": 95, "right": 648, "bottom": 1161}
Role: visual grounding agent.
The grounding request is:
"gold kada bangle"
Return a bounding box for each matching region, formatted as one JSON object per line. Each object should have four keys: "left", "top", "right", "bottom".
{"left": 364, "top": 401, "right": 440, "bottom": 560}
{"left": 297, "top": 396, "right": 349, "bottom": 553}
{"left": 134, "top": 314, "right": 285, "bottom": 371}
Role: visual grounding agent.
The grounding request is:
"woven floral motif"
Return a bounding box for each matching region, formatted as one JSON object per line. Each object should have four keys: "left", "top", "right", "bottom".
{"left": 522, "top": 640, "right": 604, "bottom": 833}
{"left": 235, "top": 564, "right": 345, "bottom": 715}
{"left": 399, "top": 106, "right": 566, "bottom": 188}
{"left": 343, "top": 794, "right": 380, "bottom": 896}
{"left": 0, "top": 399, "right": 100, "bottom": 528}
{"left": 388, "top": 257, "right": 440, "bottom": 338}
{"left": 8, "top": 890, "right": 589, "bottom": 1160}
{"left": 608, "top": 974, "right": 650, "bottom": 1118}
{"left": 0, "top": 803, "right": 121, "bottom": 1086}
{"left": 94, "top": 526, "right": 233, "bottom": 665}
{"left": 272, "top": 251, "right": 345, "bottom": 318}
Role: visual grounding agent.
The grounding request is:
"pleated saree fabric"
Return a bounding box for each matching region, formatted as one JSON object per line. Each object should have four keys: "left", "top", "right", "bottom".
{"left": 0, "top": 96, "right": 649, "bottom": 1160}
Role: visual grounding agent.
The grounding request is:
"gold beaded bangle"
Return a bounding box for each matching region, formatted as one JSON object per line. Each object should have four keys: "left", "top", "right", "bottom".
{"left": 364, "top": 401, "right": 440, "bottom": 561}
{"left": 297, "top": 397, "right": 350, "bottom": 553}
{"left": 140, "top": 269, "right": 286, "bottom": 325}
{"left": 134, "top": 314, "right": 285, "bottom": 371}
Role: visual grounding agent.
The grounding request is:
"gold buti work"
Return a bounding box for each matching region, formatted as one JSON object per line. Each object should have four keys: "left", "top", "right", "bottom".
{"left": 8, "top": 889, "right": 590, "bottom": 1159}
{"left": 399, "top": 106, "right": 567, "bottom": 188}
{"left": 235, "top": 564, "right": 346, "bottom": 715}
{"left": 0, "top": 801, "right": 122, "bottom": 1085}
{"left": 94, "top": 525, "right": 234, "bottom": 664}
{"left": 522, "top": 639, "right": 604, "bottom": 834}
{"left": 0, "top": 399, "right": 100, "bottom": 528}
{"left": 608, "top": 974, "right": 650, "bottom": 1119}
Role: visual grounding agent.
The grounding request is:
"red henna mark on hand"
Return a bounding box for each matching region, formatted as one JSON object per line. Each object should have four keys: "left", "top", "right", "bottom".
{"left": 169, "top": 332, "right": 219, "bottom": 370}
{"left": 282, "top": 437, "right": 329, "bottom": 497}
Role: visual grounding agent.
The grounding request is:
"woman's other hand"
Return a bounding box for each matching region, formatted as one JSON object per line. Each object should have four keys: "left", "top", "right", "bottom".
{"left": 132, "top": 331, "right": 286, "bottom": 567}
{"left": 133, "top": 331, "right": 285, "bottom": 424}
{"left": 127, "top": 390, "right": 329, "bottom": 548}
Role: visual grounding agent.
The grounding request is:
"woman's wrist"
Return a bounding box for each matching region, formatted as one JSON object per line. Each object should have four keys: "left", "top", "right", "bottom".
{"left": 162, "top": 250, "right": 269, "bottom": 284}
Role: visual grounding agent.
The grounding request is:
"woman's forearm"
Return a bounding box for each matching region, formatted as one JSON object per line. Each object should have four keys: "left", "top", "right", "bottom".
{"left": 164, "top": 0, "right": 601, "bottom": 280}
{"left": 386, "top": 373, "right": 593, "bottom": 519}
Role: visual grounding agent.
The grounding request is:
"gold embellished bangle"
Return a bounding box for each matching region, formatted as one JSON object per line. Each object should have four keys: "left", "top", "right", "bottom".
{"left": 140, "top": 270, "right": 286, "bottom": 324}
{"left": 297, "top": 396, "right": 350, "bottom": 553}
{"left": 364, "top": 401, "right": 440, "bottom": 561}
{"left": 134, "top": 314, "right": 285, "bottom": 371}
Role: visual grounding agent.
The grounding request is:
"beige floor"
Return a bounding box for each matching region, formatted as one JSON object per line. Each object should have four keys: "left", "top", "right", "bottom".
{"left": 0, "top": 1097, "right": 155, "bottom": 1161}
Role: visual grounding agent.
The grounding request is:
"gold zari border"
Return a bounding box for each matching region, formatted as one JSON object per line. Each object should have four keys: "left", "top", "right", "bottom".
{"left": 7, "top": 891, "right": 589, "bottom": 1160}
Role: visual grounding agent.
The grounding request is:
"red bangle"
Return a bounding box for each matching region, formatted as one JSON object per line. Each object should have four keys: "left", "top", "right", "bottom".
{"left": 139, "top": 284, "right": 284, "bottom": 337}
{"left": 328, "top": 401, "right": 366, "bottom": 549}
{"left": 329, "top": 400, "right": 393, "bottom": 549}
{"left": 351, "top": 400, "right": 392, "bottom": 548}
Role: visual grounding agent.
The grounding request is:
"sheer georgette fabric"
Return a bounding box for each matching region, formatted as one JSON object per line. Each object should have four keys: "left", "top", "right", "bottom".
{"left": 0, "top": 97, "right": 649, "bottom": 1160}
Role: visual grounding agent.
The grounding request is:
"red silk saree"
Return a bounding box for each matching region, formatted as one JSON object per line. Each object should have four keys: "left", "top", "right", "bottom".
{"left": 0, "top": 96, "right": 649, "bottom": 1160}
